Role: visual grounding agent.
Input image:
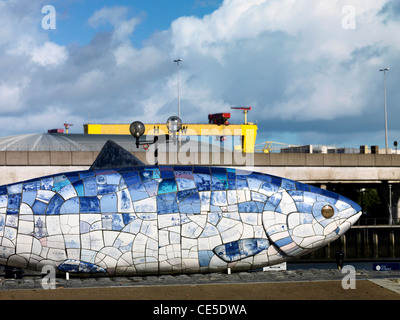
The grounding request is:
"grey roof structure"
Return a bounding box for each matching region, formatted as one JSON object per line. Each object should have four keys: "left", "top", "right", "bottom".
{"left": 0, "top": 133, "right": 226, "bottom": 152}
{"left": 0, "top": 133, "right": 135, "bottom": 151}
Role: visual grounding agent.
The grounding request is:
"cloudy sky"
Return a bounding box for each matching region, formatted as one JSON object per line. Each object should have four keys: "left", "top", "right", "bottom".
{"left": 1, "top": 0, "right": 399, "bottom": 149}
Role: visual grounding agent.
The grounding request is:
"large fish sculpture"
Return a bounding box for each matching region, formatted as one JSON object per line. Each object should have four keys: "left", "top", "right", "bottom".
{"left": 0, "top": 141, "right": 361, "bottom": 276}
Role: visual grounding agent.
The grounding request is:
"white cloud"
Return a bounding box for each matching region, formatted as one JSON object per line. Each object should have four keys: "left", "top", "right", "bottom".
{"left": 88, "top": 6, "right": 141, "bottom": 42}
{"left": 30, "top": 41, "right": 68, "bottom": 67}
{"left": 113, "top": 44, "right": 165, "bottom": 71}
{"left": 0, "top": 84, "right": 23, "bottom": 111}
{"left": 0, "top": 0, "right": 399, "bottom": 148}
{"left": 164, "top": 0, "right": 399, "bottom": 127}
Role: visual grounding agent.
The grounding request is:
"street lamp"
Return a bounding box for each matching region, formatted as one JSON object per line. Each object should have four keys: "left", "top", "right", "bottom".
{"left": 389, "top": 183, "right": 393, "bottom": 225}
{"left": 174, "top": 59, "right": 182, "bottom": 119}
{"left": 129, "top": 121, "right": 146, "bottom": 148}
{"left": 129, "top": 121, "right": 159, "bottom": 165}
{"left": 379, "top": 67, "right": 390, "bottom": 153}
{"left": 166, "top": 115, "right": 182, "bottom": 146}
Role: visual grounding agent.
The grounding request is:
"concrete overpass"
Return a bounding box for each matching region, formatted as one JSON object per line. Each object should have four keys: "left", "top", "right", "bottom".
{"left": 0, "top": 150, "right": 399, "bottom": 182}
{"left": 0, "top": 150, "right": 399, "bottom": 222}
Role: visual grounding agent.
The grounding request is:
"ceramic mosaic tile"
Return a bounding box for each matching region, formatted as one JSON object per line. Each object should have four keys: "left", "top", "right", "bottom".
{"left": 0, "top": 141, "right": 362, "bottom": 276}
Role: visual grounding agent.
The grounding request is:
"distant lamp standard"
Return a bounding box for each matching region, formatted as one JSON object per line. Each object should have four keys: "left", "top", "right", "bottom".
{"left": 389, "top": 183, "right": 393, "bottom": 225}
{"left": 379, "top": 67, "right": 390, "bottom": 153}
{"left": 174, "top": 59, "right": 183, "bottom": 119}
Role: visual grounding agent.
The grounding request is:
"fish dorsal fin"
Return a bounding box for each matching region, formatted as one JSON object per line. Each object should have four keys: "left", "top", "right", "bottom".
{"left": 90, "top": 140, "right": 145, "bottom": 170}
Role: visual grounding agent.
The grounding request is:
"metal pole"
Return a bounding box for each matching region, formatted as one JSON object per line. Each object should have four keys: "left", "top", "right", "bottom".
{"left": 174, "top": 59, "right": 183, "bottom": 151}
{"left": 174, "top": 59, "right": 182, "bottom": 119}
{"left": 153, "top": 136, "right": 158, "bottom": 166}
{"left": 389, "top": 183, "right": 392, "bottom": 225}
{"left": 178, "top": 62, "right": 180, "bottom": 119}
{"left": 380, "top": 68, "right": 390, "bottom": 153}
{"left": 384, "top": 70, "right": 388, "bottom": 153}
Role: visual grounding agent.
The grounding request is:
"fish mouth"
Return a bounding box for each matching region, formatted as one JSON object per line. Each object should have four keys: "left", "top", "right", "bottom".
{"left": 336, "top": 210, "right": 362, "bottom": 237}
{"left": 348, "top": 210, "right": 362, "bottom": 226}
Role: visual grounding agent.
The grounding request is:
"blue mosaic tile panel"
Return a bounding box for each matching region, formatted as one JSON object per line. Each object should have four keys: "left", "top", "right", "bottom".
{"left": 0, "top": 165, "right": 361, "bottom": 276}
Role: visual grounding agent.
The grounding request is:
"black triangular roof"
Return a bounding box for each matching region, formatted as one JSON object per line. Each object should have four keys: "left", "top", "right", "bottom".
{"left": 90, "top": 140, "right": 145, "bottom": 170}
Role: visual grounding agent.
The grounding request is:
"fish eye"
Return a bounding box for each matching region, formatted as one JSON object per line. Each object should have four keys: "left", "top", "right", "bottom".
{"left": 321, "top": 205, "right": 334, "bottom": 218}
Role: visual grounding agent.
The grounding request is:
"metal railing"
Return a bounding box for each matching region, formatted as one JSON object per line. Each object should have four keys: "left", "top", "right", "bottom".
{"left": 354, "top": 218, "right": 400, "bottom": 227}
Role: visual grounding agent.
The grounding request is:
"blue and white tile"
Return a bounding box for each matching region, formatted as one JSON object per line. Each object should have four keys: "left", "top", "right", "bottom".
{"left": 117, "top": 189, "right": 133, "bottom": 212}
{"left": 133, "top": 197, "right": 157, "bottom": 213}
{"left": 46, "top": 216, "right": 61, "bottom": 235}
{"left": 158, "top": 213, "right": 180, "bottom": 229}
{"left": 199, "top": 191, "right": 211, "bottom": 212}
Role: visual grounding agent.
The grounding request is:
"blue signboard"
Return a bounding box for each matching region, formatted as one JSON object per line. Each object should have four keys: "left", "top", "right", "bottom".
{"left": 373, "top": 263, "right": 400, "bottom": 271}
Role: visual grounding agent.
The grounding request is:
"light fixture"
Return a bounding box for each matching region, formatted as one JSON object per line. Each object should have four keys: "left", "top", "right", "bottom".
{"left": 129, "top": 120, "right": 159, "bottom": 165}
{"left": 166, "top": 116, "right": 182, "bottom": 133}
{"left": 166, "top": 116, "right": 182, "bottom": 147}
{"left": 129, "top": 121, "right": 145, "bottom": 148}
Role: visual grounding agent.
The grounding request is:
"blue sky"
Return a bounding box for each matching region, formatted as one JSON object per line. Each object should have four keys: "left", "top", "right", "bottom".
{"left": 50, "top": 1, "right": 222, "bottom": 47}
{"left": 1, "top": 0, "right": 400, "bottom": 149}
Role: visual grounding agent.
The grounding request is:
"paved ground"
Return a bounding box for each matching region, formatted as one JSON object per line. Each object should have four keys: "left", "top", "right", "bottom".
{"left": 0, "top": 268, "right": 399, "bottom": 300}
{"left": 1, "top": 280, "right": 399, "bottom": 300}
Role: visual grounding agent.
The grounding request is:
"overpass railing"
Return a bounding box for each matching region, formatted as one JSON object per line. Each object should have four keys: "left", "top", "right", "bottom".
{"left": 355, "top": 218, "right": 400, "bottom": 226}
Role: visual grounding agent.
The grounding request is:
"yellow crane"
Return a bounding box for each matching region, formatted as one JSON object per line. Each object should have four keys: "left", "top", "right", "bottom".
{"left": 84, "top": 122, "right": 258, "bottom": 153}
{"left": 231, "top": 107, "right": 252, "bottom": 125}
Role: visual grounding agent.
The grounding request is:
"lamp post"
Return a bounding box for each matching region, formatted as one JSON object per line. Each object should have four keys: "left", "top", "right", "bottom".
{"left": 166, "top": 115, "right": 182, "bottom": 146}
{"left": 389, "top": 183, "right": 393, "bottom": 225}
{"left": 129, "top": 121, "right": 158, "bottom": 165}
{"left": 379, "top": 68, "right": 390, "bottom": 153}
{"left": 174, "top": 59, "right": 182, "bottom": 119}
{"left": 129, "top": 121, "right": 145, "bottom": 148}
